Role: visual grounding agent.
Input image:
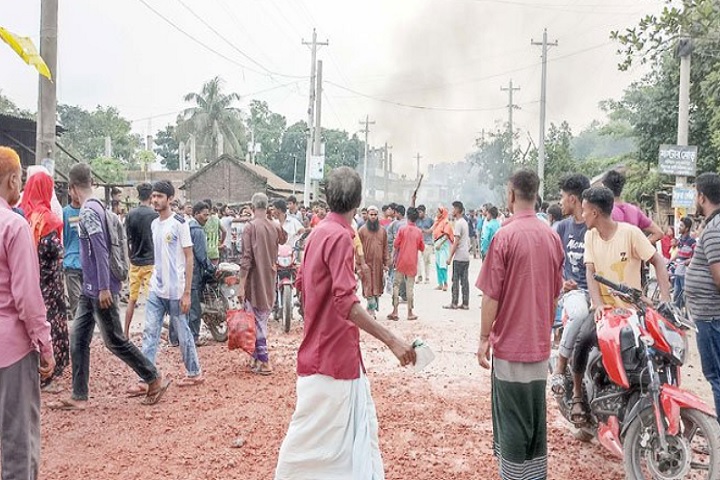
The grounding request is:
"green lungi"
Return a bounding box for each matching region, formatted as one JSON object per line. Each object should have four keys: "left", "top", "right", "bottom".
{"left": 492, "top": 358, "right": 548, "bottom": 480}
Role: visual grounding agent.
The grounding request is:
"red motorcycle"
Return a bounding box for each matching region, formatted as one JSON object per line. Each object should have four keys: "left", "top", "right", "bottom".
{"left": 551, "top": 274, "right": 720, "bottom": 479}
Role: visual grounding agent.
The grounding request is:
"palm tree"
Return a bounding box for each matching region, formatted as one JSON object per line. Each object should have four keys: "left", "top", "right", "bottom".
{"left": 181, "top": 77, "right": 245, "bottom": 162}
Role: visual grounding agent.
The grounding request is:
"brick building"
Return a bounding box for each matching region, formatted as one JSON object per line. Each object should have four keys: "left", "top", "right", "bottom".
{"left": 180, "top": 154, "right": 295, "bottom": 204}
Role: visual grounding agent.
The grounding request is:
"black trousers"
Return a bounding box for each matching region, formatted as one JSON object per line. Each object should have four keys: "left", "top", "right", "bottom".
{"left": 451, "top": 260, "right": 470, "bottom": 307}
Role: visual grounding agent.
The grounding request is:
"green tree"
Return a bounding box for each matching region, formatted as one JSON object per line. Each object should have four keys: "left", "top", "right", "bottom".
{"left": 90, "top": 157, "right": 126, "bottom": 184}
{"left": 610, "top": 0, "right": 720, "bottom": 173}
{"left": 0, "top": 90, "right": 32, "bottom": 118}
{"left": 543, "top": 122, "right": 577, "bottom": 200}
{"left": 154, "top": 124, "right": 180, "bottom": 170}
{"left": 181, "top": 77, "right": 245, "bottom": 162}
{"left": 247, "top": 100, "right": 287, "bottom": 167}
{"left": 468, "top": 129, "right": 520, "bottom": 199}
{"left": 271, "top": 121, "right": 308, "bottom": 182}
{"left": 57, "top": 104, "right": 142, "bottom": 164}
{"left": 321, "top": 128, "right": 363, "bottom": 171}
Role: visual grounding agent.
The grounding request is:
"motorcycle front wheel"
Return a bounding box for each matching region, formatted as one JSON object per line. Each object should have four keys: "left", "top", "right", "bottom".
{"left": 623, "top": 407, "right": 720, "bottom": 479}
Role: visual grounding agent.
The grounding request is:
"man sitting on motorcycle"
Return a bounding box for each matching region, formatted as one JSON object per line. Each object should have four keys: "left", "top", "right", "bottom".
{"left": 550, "top": 174, "right": 593, "bottom": 395}
{"left": 570, "top": 186, "right": 671, "bottom": 423}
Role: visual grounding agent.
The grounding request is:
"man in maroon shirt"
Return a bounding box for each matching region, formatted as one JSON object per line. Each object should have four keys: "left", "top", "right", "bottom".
{"left": 275, "top": 167, "right": 416, "bottom": 480}
{"left": 388, "top": 207, "right": 425, "bottom": 321}
{"left": 476, "top": 169, "right": 564, "bottom": 480}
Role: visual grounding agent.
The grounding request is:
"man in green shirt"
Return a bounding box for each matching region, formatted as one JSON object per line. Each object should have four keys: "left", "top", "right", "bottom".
{"left": 202, "top": 199, "right": 226, "bottom": 265}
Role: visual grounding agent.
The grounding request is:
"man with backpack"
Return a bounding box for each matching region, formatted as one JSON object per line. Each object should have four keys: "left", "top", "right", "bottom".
{"left": 49, "top": 164, "right": 168, "bottom": 410}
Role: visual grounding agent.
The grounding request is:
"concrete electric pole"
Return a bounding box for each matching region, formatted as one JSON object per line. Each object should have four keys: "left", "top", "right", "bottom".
{"left": 415, "top": 152, "right": 422, "bottom": 180}
{"left": 36, "top": 0, "right": 58, "bottom": 166}
{"left": 383, "top": 143, "right": 392, "bottom": 201}
{"left": 501, "top": 79, "right": 520, "bottom": 155}
{"left": 677, "top": 38, "right": 692, "bottom": 174}
{"left": 302, "top": 29, "right": 328, "bottom": 204}
{"left": 531, "top": 29, "right": 558, "bottom": 198}
{"left": 312, "top": 60, "right": 323, "bottom": 200}
{"left": 359, "top": 115, "right": 375, "bottom": 202}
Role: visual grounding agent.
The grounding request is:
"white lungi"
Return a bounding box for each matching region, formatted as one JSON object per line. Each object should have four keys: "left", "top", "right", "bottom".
{"left": 275, "top": 371, "right": 384, "bottom": 480}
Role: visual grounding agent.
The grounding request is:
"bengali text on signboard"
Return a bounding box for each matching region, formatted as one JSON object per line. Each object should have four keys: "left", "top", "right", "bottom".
{"left": 658, "top": 145, "right": 698, "bottom": 176}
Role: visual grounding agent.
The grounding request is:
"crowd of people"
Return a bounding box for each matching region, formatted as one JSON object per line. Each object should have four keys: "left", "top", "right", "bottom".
{"left": 2, "top": 140, "right": 720, "bottom": 480}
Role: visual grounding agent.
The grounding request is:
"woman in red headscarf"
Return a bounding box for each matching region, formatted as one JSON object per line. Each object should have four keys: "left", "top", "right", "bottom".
{"left": 20, "top": 171, "right": 69, "bottom": 391}
{"left": 431, "top": 206, "right": 454, "bottom": 291}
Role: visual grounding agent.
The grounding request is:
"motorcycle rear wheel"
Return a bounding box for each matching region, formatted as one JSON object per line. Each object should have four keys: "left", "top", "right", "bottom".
{"left": 623, "top": 407, "right": 720, "bottom": 479}
{"left": 282, "top": 285, "right": 292, "bottom": 333}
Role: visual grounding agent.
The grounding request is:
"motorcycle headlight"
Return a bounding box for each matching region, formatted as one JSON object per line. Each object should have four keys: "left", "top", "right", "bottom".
{"left": 278, "top": 257, "right": 292, "bottom": 267}
{"left": 660, "top": 321, "right": 688, "bottom": 365}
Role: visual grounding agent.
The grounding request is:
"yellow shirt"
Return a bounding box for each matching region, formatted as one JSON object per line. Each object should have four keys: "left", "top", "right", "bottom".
{"left": 584, "top": 222, "right": 656, "bottom": 307}
{"left": 352, "top": 224, "right": 364, "bottom": 259}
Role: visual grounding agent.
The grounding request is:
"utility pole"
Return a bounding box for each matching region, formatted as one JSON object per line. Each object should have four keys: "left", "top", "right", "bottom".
{"left": 531, "top": 29, "right": 558, "bottom": 198}
{"left": 415, "top": 152, "right": 422, "bottom": 180}
{"left": 500, "top": 79, "right": 520, "bottom": 154}
{"left": 359, "top": 115, "right": 375, "bottom": 203}
{"left": 312, "top": 60, "right": 323, "bottom": 200}
{"left": 383, "top": 143, "right": 392, "bottom": 202}
{"left": 676, "top": 36, "right": 693, "bottom": 229}
{"left": 302, "top": 29, "right": 328, "bottom": 205}
{"left": 36, "top": 0, "right": 58, "bottom": 166}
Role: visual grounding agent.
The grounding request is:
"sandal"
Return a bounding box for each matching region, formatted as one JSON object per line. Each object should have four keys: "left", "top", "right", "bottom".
{"left": 550, "top": 374, "right": 566, "bottom": 395}
{"left": 177, "top": 375, "right": 206, "bottom": 388}
{"left": 570, "top": 397, "right": 587, "bottom": 425}
{"left": 407, "top": 315, "right": 418, "bottom": 321}
{"left": 141, "top": 377, "right": 172, "bottom": 406}
{"left": 386, "top": 314, "right": 399, "bottom": 321}
{"left": 253, "top": 362, "right": 273, "bottom": 376}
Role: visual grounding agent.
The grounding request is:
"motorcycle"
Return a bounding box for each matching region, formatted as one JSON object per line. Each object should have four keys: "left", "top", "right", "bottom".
{"left": 550, "top": 274, "right": 720, "bottom": 479}
{"left": 273, "top": 233, "right": 309, "bottom": 333}
{"left": 273, "top": 244, "right": 299, "bottom": 333}
{"left": 201, "top": 262, "right": 241, "bottom": 342}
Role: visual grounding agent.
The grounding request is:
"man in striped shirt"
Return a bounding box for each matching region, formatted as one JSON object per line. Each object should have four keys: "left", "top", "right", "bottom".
{"left": 686, "top": 172, "right": 720, "bottom": 422}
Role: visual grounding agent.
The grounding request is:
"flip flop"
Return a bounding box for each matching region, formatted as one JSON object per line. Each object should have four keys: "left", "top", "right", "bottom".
{"left": 177, "top": 375, "right": 206, "bottom": 388}
{"left": 126, "top": 384, "right": 147, "bottom": 398}
{"left": 386, "top": 314, "right": 399, "bottom": 321}
{"left": 407, "top": 315, "right": 419, "bottom": 321}
{"left": 141, "top": 378, "right": 172, "bottom": 406}
{"left": 47, "top": 399, "right": 86, "bottom": 411}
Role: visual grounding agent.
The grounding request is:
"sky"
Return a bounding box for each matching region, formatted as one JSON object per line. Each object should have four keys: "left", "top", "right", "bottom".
{"left": 0, "top": 0, "right": 666, "bottom": 176}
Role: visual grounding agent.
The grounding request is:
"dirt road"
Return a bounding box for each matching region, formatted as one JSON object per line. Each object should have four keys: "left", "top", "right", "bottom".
{"left": 40, "top": 260, "right": 713, "bottom": 479}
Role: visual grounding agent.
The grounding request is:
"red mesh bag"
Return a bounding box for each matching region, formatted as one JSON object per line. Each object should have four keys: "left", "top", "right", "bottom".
{"left": 227, "top": 309, "right": 256, "bottom": 354}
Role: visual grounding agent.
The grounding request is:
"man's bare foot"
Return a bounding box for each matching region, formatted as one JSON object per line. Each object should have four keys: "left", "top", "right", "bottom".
{"left": 47, "top": 398, "right": 87, "bottom": 411}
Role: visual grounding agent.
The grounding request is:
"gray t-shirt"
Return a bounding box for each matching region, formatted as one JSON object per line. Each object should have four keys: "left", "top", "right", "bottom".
{"left": 453, "top": 217, "right": 471, "bottom": 262}
{"left": 686, "top": 213, "right": 720, "bottom": 321}
{"left": 416, "top": 216, "right": 434, "bottom": 245}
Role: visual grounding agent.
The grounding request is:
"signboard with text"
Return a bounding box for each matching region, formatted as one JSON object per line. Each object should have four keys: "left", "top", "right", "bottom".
{"left": 658, "top": 144, "right": 698, "bottom": 176}
{"left": 672, "top": 186, "right": 696, "bottom": 209}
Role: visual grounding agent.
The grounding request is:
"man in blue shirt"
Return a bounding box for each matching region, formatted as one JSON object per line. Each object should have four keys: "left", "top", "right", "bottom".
{"left": 63, "top": 187, "right": 83, "bottom": 320}
{"left": 480, "top": 205, "right": 501, "bottom": 259}
{"left": 550, "top": 173, "right": 593, "bottom": 400}
{"left": 416, "top": 205, "right": 434, "bottom": 284}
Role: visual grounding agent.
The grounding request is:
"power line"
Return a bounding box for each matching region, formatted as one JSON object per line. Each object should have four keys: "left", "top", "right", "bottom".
{"left": 327, "top": 81, "right": 539, "bottom": 112}
{"left": 130, "top": 80, "right": 304, "bottom": 123}
{"left": 175, "top": 0, "right": 289, "bottom": 77}
{"left": 137, "top": 0, "right": 305, "bottom": 80}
